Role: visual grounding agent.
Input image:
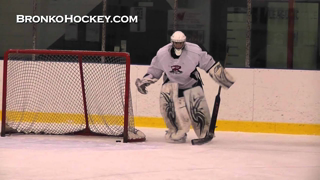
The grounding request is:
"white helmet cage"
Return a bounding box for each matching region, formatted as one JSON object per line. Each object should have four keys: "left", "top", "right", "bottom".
{"left": 171, "top": 31, "right": 186, "bottom": 56}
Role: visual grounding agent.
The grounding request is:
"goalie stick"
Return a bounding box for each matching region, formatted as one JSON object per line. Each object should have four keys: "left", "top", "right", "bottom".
{"left": 191, "top": 45, "right": 229, "bottom": 145}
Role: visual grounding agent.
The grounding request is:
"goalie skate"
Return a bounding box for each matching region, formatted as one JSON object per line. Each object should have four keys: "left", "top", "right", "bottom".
{"left": 165, "top": 130, "right": 187, "bottom": 143}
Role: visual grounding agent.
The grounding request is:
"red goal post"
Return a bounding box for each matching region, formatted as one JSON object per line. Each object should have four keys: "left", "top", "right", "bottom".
{"left": 1, "top": 49, "right": 146, "bottom": 142}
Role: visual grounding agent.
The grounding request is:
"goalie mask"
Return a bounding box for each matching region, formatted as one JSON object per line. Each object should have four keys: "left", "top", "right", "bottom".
{"left": 171, "top": 31, "right": 186, "bottom": 56}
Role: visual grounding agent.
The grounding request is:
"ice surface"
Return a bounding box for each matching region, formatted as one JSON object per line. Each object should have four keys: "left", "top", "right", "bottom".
{"left": 0, "top": 127, "right": 320, "bottom": 180}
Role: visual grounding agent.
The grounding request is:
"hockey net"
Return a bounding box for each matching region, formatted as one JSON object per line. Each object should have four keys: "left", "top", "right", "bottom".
{"left": 0, "top": 49, "right": 146, "bottom": 142}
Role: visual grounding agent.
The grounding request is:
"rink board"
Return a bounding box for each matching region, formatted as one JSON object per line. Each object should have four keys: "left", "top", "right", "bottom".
{"left": 0, "top": 62, "right": 319, "bottom": 136}
{"left": 0, "top": 111, "right": 319, "bottom": 136}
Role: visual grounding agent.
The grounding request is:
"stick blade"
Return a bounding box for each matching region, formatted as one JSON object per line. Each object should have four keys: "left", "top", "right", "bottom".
{"left": 191, "top": 133, "right": 214, "bottom": 145}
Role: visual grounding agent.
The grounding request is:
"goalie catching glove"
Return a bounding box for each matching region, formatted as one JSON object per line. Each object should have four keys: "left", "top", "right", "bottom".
{"left": 135, "top": 75, "right": 158, "bottom": 94}
{"left": 208, "top": 62, "right": 235, "bottom": 89}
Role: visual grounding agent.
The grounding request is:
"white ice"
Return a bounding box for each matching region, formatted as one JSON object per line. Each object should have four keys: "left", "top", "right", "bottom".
{"left": 0, "top": 127, "right": 320, "bottom": 180}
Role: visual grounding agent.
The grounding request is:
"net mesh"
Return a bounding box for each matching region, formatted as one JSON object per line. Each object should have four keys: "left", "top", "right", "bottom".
{"left": 2, "top": 50, "right": 145, "bottom": 142}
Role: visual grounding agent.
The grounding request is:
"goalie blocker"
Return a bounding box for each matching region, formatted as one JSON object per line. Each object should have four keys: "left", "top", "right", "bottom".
{"left": 208, "top": 61, "right": 235, "bottom": 89}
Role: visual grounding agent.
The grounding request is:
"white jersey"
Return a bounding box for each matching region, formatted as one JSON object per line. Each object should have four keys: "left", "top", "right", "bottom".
{"left": 145, "top": 42, "right": 216, "bottom": 89}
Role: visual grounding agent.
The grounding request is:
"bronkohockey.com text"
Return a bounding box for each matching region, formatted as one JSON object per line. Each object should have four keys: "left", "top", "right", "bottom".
{"left": 16, "top": 15, "right": 139, "bottom": 24}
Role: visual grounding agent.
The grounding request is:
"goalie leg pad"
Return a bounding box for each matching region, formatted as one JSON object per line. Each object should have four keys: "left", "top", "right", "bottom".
{"left": 160, "top": 83, "right": 191, "bottom": 142}
{"left": 170, "top": 96, "right": 191, "bottom": 141}
{"left": 208, "top": 62, "right": 235, "bottom": 89}
{"left": 160, "top": 83, "right": 178, "bottom": 134}
{"left": 183, "top": 86, "right": 210, "bottom": 139}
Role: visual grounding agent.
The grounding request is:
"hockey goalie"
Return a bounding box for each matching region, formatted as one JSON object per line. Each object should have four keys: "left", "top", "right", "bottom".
{"left": 135, "top": 31, "right": 235, "bottom": 143}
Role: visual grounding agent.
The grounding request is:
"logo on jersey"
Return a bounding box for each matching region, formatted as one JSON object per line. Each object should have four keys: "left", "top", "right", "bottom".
{"left": 170, "top": 65, "right": 182, "bottom": 74}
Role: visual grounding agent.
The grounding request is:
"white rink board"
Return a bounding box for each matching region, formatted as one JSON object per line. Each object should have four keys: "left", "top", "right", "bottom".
{"left": 0, "top": 60, "right": 319, "bottom": 124}
{"left": 130, "top": 65, "right": 320, "bottom": 124}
